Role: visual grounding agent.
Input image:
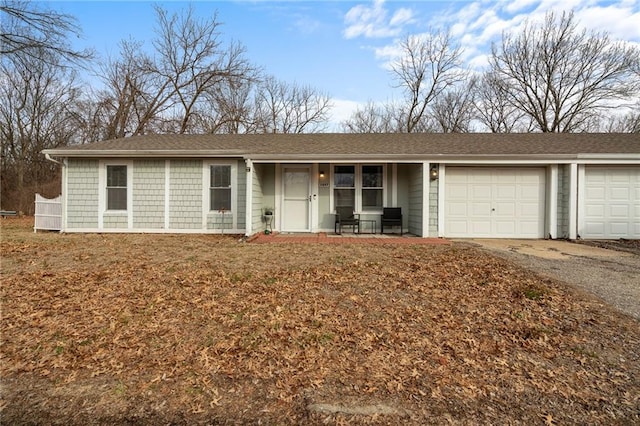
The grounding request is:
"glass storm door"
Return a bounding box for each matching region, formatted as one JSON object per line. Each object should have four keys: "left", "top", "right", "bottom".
{"left": 282, "top": 166, "right": 311, "bottom": 232}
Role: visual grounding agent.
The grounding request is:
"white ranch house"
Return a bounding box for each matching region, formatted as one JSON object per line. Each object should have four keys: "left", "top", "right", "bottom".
{"left": 42, "top": 133, "right": 640, "bottom": 239}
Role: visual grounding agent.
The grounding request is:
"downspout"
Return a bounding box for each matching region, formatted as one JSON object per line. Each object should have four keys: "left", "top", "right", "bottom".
{"left": 45, "top": 152, "right": 65, "bottom": 166}
{"left": 245, "top": 158, "right": 253, "bottom": 237}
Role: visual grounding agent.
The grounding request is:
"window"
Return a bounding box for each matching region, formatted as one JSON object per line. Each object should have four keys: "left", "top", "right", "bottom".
{"left": 210, "top": 165, "right": 231, "bottom": 211}
{"left": 361, "top": 165, "right": 383, "bottom": 211}
{"left": 333, "top": 164, "right": 385, "bottom": 211}
{"left": 334, "top": 165, "right": 355, "bottom": 208}
{"left": 106, "top": 165, "right": 127, "bottom": 210}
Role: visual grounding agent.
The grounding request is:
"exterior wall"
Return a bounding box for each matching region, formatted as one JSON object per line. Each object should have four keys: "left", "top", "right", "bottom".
{"left": 63, "top": 158, "right": 248, "bottom": 233}
{"left": 394, "top": 164, "right": 411, "bottom": 233}
{"left": 103, "top": 215, "right": 128, "bottom": 228}
{"left": 169, "top": 160, "right": 202, "bottom": 229}
{"left": 204, "top": 159, "right": 245, "bottom": 232}
{"left": 251, "top": 163, "right": 274, "bottom": 232}
{"left": 557, "top": 164, "right": 571, "bottom": 238}
{"left": 318, "top": 163, "right": 333, "bottom": 231}
{"left": 406, "top": 164, "right": 424, "bottom": 236}
{"left": 66, "top": 159, "right": 99, "bottom": 229}
{"left": 236, "top": 159, "right": 246, "bottom": 230}
{"left": 133, "top": 159, "right": 165, "bottom": 229}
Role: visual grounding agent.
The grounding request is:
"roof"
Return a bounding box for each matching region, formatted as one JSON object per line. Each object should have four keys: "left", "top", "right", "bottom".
{"left": 43, "top": 133, "right": 640, "bottom": 163}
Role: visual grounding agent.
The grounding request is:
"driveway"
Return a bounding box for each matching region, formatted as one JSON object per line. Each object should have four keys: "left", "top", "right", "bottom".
{"left": 458, "top": 239, "right": 640, "bottom": 320}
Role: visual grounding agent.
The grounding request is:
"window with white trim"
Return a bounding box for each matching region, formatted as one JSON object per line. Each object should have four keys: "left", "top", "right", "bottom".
{"left": 361, "top": 165, "right": 383, "bottom": 211}
{"left": 332, "top": 164, "right": 385, "bottom": 211}
{"left": 333, "top": 165, "right": 355, "bottom": 208}
{"left": 106, "top": 165, "right": 127, "bottom": 210}
{"left": 210, "top": 165, "right": 232, "bottom": 211}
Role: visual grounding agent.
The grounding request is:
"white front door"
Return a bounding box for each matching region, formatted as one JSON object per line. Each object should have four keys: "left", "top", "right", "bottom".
{"left": 282, "top": 166, "right": 311, "bottom": 232}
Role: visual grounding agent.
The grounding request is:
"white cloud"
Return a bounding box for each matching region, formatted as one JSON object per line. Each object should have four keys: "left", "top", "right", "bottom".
{"left": 504, "top": 0, "right": 538, "bottom": 14}
{"left": 424, "top": 0, "right": 640, "bottom": 71}
{"left": 574, "top": 5, "right": 640, "bottom": 40}
{"left": 293, "top": 15, "right": 322, "bottom": 35}
{"left": 389, "top": 8, "right": 414, "bottom": 27}
{"left": 343, "top": 0, "right": 415, "bottom": 39}
{"left": 327, "top": 98, "right": 363, "bottom": 130}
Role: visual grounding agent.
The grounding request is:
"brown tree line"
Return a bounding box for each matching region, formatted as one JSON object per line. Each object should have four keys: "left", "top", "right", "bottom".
{"left": 1, "top": 2, "right": 639, "bottom": 212}
{"left": 343, "top": 11, "right": 640, "bottom": 133}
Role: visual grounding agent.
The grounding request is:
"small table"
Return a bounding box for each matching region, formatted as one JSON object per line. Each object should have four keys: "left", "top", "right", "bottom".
{"left": 359, "top": 220, "right": 376, "bottom": 234}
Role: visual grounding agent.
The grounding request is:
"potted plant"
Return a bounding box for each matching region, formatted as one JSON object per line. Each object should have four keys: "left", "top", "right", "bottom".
{"left": 262, "top": 207, "right": 274, "bottom": 235}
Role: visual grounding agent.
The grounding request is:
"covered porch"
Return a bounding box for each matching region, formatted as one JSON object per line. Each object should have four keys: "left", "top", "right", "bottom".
{"left": 244, "top": 161, "right": 439, "bottom": 238}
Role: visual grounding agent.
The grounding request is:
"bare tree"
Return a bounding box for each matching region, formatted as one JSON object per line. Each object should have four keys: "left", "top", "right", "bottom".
{"left": 92, "top": 5, "right": 258, "bottom": 138}
{"left": 200, "top": 76, "right": 259, "bottom": 134}
{"left": 489, "top": 11, "right": 640, "bottom": 133}
{"left": 390, "top": 30, "right": 466, "bottom": 132}
{"left": 0, "top": 48, "right": 81, "bottom": 211}
{"left": 152, "top": 7, "right": 258, "bottom": 134}
{"left": 89, "top": 40, "right": 160, "bottom": 139}
{"left": 432, "top": 78, "right": 477, "bottom": 132}
{"left": 0, "top": 0, "right": 92, "bottom": 65}
{"left": 600, "top": 107, "right": 640, "bottom": 133}
{"left": 254, "top": 76, "right": 332, "bottom": 133}
{"left": 341, "top": 101, "right": 402, "bottom": 133}
{"left": 474, "top": 71, "right": 530, "bottom": 133}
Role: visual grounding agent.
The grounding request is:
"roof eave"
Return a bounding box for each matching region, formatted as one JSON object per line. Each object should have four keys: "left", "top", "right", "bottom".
{"left": 41, "top": 149, "right": 247, "bottom": 158}
{"left": 41, "top": 150, "right": 640, "bottom": 164}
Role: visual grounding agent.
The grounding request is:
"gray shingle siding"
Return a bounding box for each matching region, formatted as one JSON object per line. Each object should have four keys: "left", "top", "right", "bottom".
{"left": 169, "top": 160, "right": 203, "bottom": 229}
{"left": 66, "top": 159, "right": 99, "bottom": 228}
{"left": 557, "top": 164, "right": 571, "bottom": 238}
{"left": 133, "top": 159, "right": 165, "bottom": 229}
{"left": 407, "top": 164, "right": 423, "bottom": 236}
{"left": 103, "top": 214, "right": 127, "bottom": 228}
{"left": 235, "top": 159, "right": 246, "bottom": 230}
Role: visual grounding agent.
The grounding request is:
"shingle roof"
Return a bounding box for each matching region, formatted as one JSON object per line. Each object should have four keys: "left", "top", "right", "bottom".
{"left": 43, "top": 133, "right": 640, "bottom": 159}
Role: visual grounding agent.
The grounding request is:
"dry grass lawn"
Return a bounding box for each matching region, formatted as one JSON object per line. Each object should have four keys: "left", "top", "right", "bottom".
{"left": 1, "top": 217, "right": 639, "bottom": 425}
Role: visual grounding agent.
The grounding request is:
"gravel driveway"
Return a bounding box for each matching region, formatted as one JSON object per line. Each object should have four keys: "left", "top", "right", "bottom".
{"left": 459, "top": 239, "right": 640, "bottom": 320}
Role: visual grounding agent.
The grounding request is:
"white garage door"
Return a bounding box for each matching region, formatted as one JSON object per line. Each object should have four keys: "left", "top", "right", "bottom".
{"left": 582, "top": 167, "right": 640, "bottom": 239}
{"left": 445, "top": 167, "right": 546, "bottom": 238}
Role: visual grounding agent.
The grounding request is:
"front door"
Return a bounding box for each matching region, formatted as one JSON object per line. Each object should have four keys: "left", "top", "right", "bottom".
{"left": 282, "top": 166, "right": 311, "bottom": 232}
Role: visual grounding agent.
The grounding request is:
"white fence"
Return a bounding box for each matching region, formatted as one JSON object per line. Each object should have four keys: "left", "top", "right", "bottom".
{"left": 34, "top": 194, "right": 62, "bottom": 232}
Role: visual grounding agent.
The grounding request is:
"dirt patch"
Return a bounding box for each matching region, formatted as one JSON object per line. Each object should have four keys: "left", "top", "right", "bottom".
{"left": 2, "top": 217, "right": 640, "bottom": 424}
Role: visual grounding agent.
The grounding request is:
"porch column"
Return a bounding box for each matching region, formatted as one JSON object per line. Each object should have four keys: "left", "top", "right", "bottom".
{"left": 568, "top": 163, "right": 579, "bottom": 240}
{"left": 422, "top": 162, "right": 430, "bottom": 237}
{"left": 575, "top": 164, "right": 586, "bottom": 240}
{"left": 547, "top": 165, "right": 558, "bottom": 239}
{"left": 437, "top": 164, "right": 446, "bottom": 238}
{"left": 245, "top": 159, "right": 253, "bottom": 237}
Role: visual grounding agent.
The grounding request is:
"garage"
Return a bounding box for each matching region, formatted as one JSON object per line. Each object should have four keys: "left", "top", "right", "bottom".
{"left": 444, "top": 167, "right": 546, "bottom": 238}
{"left": 581, "top": 166, "right": 640, "bottom": 239}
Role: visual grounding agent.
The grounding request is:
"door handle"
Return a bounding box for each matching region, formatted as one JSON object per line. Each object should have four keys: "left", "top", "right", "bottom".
{"left": 309, "top": 195, "right": 312, "bottom": 202}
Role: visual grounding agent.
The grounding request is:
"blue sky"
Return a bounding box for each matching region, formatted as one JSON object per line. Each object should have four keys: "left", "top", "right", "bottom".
{"left": 48, "top": 0, "right": 640, "bottom": 128}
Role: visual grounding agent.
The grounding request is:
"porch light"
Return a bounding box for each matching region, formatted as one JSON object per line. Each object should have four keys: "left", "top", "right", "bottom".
{"left": 430, "top": 165, "right": 439, "bottom": 180}
{"left": 319, "top": 170, "right": 325, "bottom": 178}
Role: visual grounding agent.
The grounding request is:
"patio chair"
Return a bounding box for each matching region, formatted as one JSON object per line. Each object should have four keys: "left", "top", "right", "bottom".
{"left": 335, "top": 206, "right": 360, "bottom": 234}
{"left": 381, "top": 207, "right": 402, "bottom": 235}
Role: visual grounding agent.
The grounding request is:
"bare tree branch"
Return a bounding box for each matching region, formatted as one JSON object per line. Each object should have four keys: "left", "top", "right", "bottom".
{"left": 489, "top": 11, "right": 640, "bottom": 133}
{"left": 0, "top": 0, "right": 92, "bottom": 66}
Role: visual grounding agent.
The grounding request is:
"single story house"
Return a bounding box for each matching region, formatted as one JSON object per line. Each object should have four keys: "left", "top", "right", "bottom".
{"left": 42, "top": 133, "right": 639, "bottom": 239}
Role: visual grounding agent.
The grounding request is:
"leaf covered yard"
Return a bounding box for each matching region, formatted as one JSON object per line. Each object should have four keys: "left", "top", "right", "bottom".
{"left": 1, "top": 218, "right": 639, "bottom": 424}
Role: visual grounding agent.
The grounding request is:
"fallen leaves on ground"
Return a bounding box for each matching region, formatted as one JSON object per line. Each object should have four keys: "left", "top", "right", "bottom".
{"left": 1, "top": 217, "right": 639, "bottom": 424}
